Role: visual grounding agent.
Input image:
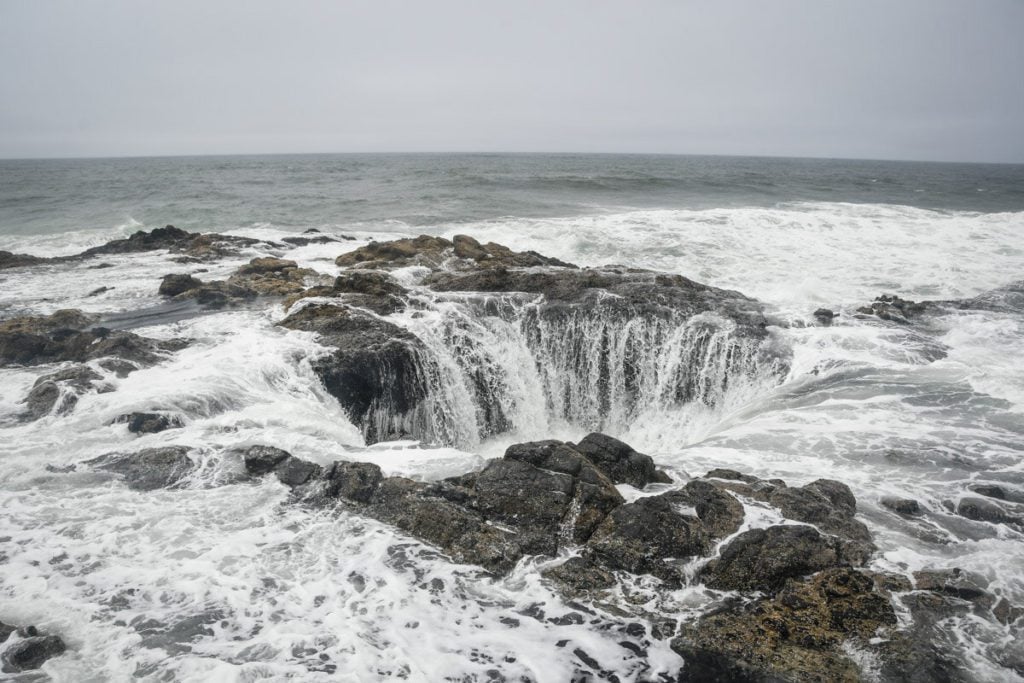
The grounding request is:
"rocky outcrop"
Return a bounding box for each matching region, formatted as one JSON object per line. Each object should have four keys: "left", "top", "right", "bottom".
{"left": 335, "top": 234, "right": 575, "bottom": 271}
{"left": 115, "top": 412, "right": 184, "bottom": 434}
{"left": 0, "top": 622, "right": 66, "bottom": 673}
{"left": 278, "top": 303, "right": 428, "bottom": 444}
{"left": 79, "top": 225, "right": 263, "bottom": 262}
{"left": 284, "top": 271, "right": 408, "bottom": 315}
{"left": 87, "top": 446, "right": 195, "bottom": 490}
{"left": 158, "top": 257, "right": 319, "bottom": 307}
{"left": 571, "top": 432, "right": 672, "bottom": 488}
{"left": 674, "top": 568, "right": 897, "bottom": 682}
{"left": 21, "top": 364, "right": 106, "bottom": 420}
{"left": 0, "top": 251, "right": 48, "bottom": 270}
{"left": 0, "top": 309, "right": 183, "bottom": 368}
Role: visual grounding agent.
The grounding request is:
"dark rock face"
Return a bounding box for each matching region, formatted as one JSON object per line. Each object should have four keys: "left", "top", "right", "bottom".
{"left": 767, "top": 479, "right": 874, "bottom": 559}
{"left": 159, "top": 273, "right": 203, "bottom": 296}
{"left": 21, "top": 364, "right": 104, "bottom": 420}
{"left": 0, "top": 250, "right": 47, "bottom": 270}
{"left": 117, "top": 412, "right": 183, "bottom": 434}
{"left": 335, "top": 234, "right": 576, "bottom": 271}
{"left": 279, "top": 303, "right": 428, "bottom": 444}
{"left": 701, "top": 525, "right": 846, "bottom": 593}
{"left": 1, "top": 634, "right": 66, "bottom": 673}
{"left": 674, "top": 568, "right": 897, "bottom": 683}
{"left": 0, "top": 309, "right": 180, "bottom": 368}
{"left": 857, "top": 294, "right": 931, "bottom": 323}
{"left": 813, "top": 308, "right": 836, "bottom": 324}
{"left": 882, "top": 496, "right": 922, "bottom": 515}
{"left": 571, "top": 432, "right": 671, "bottom": 488}
{"left": 80, "top": 225, "right": 262, "bottom": 261}
{"left": 87, "top": 446, "right": 194, "bottom": 490}
{"left": 285, "top": 271, "right": 408, "bottom": 315}
{"left": 237, "top": 445, "right": 292, "bottom": 475}
{"left": 956, "top": 496, "right": 1021, "bottom": 527}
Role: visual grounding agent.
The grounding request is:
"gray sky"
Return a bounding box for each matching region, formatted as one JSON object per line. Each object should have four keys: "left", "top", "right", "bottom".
{"left": 1, "top": 0, "right": 1022, "bottom": 162}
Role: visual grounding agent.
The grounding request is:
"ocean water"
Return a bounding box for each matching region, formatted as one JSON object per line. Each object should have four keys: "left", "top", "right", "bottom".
{"left": 1, "top": 154, "right": 1023, "bottom": 681}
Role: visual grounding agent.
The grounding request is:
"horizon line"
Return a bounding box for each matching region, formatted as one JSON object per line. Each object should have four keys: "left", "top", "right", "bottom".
{"left": 1, "top": 150, "right": 1022, "bottom": 167}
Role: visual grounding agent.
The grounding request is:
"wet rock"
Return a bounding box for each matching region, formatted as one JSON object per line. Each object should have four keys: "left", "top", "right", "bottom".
{"left": 159, "top": 273, "right": 203, "bottom": 296}
{"left": 968, "top": 483, "right": 1006, "bottom": 500}
{"left": 701, "top": 525, "right": 846, "bottom": 593}
{"left": 479, "top": 440, "right": 623, "bottom": 544}
{"left": 87, "top": 446, "right": 194, "bottom": 490}
{"left": 813, "top": 308, "right": 836, "bottom": 324}
{"left": 21, "top": 364, "right": 103, "bottom": 419}
{"left": 278, "top": 303, "right": 428, "bottom": 444}
{"left": 0, "top": 250, "right": 48, "bottom": 270}
{"left": 324, "top": 461, "right": 384, "bottom": 503}
{"left": 0, "top": 309, "right": 177, "bottom": 367}
{"left": 956, "top": 496, "right": 1019, "bottom": 526}
{"left": 1, "top": 634, "right": 66, "bottom": 672}
{"left": 881, "top": 496, "right": 922, "bottom": 515}
{"left": 571, "top": 432, "right": 671, "bottom": 488}
{"left": 237, "top": 445, "right": 292, "bottom": 476}
{"left": 0, "top": 622, "right": 13, "bottom": 643}
{"left": 226, "top": 257, "right": 315, "bottom": 296}
{"left": 541, "top": 556, "right": 617, "bottom": 592}
{"left": 912, "top": 568, "right": 993, "bottom": 606}
{"left": 857, "top": 294, "right": 931, "bottom": 324}
{"left": 879, "top": 592, "right": 974, "bottom": 682}
{"left": 274, "top": 456, "right": 323, "bottom": 487}
{"left": 993, "top": 598, "right": 1024, "bottom": 625}
{"left": 79, "top": 225, "right": 261, "bottom": 261}
{"left": 767, "top": 479, "right": 874, "bottom": 558}
{"left": 133, "top": 611, "right": 223, "bottom": 655}
{"left": 116, "top": 412, "right": 183, "bottom": 434}
{"left": 87, "top": 286, "right": 113, "bottom": 297}
{"left": 674, "top": 568, "right": 896, "bottom": 683}
{"left": 282, "top": 234, "right": 342, "bottom": 246}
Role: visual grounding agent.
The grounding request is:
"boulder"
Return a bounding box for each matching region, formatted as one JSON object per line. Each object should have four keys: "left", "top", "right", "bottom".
{"left": 571, "top": 432, "right": 671, "bottom": 488}
{"left": 701, "top": 525, "right": 846, "bottom": 593}
{"left": 278, "top": 303, "right": 428, "bottom": 444}
{"left": 21, "top": 364, "right": 103, "bottom": 419}
{"left": 813, "top": 308, "right": 836, "bottom": 324}
{"left": 881, "top": 496, "right": 922, "bottom": 515}
{"left": 237, "top": 445, "right": 292, "bottom": 476}
{"left": 78, "top": 225, "right": 262, "bottom": 261}
{"left": 159, "top": 273, "right": 202, "bottom": 296}
{"left": 87, "top": 446, "right": 194, "bottom": 490}
{"left": 956, "top": 496, "right": 1020, "bottom": 526}
{"left": 116, "top": 412, "right": 183, "bottom": 434}
{"left": 674, "top": 568, "right": 897, "bottom": 683}
{"left": 857, "top": 294, "right": 931, "bottom": 323}
{"left": 1, "top": 634, "right": 66, "bottom": 672}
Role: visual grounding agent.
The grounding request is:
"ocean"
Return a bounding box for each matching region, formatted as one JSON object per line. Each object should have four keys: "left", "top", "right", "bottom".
{"left": 1, "top": 153, "right": 1023, "bottom": 681}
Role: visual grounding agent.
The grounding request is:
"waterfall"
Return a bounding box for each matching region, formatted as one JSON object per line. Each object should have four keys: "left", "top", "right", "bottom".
{"left": 363, "top": 293, "right": 788, "bottom": 449}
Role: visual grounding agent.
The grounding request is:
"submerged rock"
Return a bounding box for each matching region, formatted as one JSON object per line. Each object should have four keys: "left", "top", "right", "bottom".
{"left": 674, "top": 568, "right": 897, "bottom": 683}
{"left": 857, "top": 294, "right": 931, "bottom": 323}
{"left": 0, "top": 309, "right": 181, "bottom": 368}
{"left": 21, "top": 364, "right": 104, "bottom": 420}
{"left": 116, "top": 412, "right": 184, "bottom": 434}
{"left": 87, "top": 446, "right": 194, "bottom": 490}
{"left": 1, "top": 634, "right": 66, "bottom": 673}
{"left": 279, "top": 303, "right": 428, "bottom": 444}
{"left": 881, "top": 496, "right": 922, "bottom": 515}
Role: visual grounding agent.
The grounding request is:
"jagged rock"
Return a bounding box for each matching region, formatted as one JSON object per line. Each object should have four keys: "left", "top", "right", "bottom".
{"left": 21, "top": 364, "right": 103, "bottom": 419}
{"left": 0, "top": 309, "right": 178, "bottom": 367}
{"left": 701, "top": 525, "right": 847, "bottom": 593}
{"left": 159, "top": 273, "right": 202, "bottom": 296}
{"left": 878, "top": 592, "right": 975, "bottom": 682}
{"left": 813, "top": 308, "right": 836, "bottom": 324}
{"left": 282, "top": 234, "right": 343, "bottom": 246}
{"left": 542, "top": 556, "right": 617, "bottom": 591}
{"left": 1, "top": 634, "right": 66, "bottom": 672}
{"left": 324, "top": 461, "right": 384, "bottom": 503}
{"left": 79, "top": 225, "right": 261, "bottom": 261}
{"left": 87, "top": 446, "right": 194, "bottom": 490}
{"left": 571, "top": 432, "right": 671, "bottom": 488}
{"left": 237, "top": 445, "right": 292, "bottom": 475}
{"left": 335, "top": 234, "right": 576, "bottom": 271}
{"left": 767, "top": 479, "right": 875, "bottom": 562}
{"left": 116, "top": 412, "right": 183, "bottom": 434}
{"left": 913, "top": 568, "right": 993, "bottom": 607}
{"left": 968, "top": 484, "right": 1006, "bottom": 500}
{"left": 274, "top": 456, "right": 322, "bottom": 487}
{"left": 483, "top": 440, "right": 624, "bottom": 543}
{"left": 956, "top": 496, "right": 1020, "bottom": 526}
{"left": 287, "top": 271, "right": 407, "bottom": 315}
{"left": 857, "top": 294, "right": 931, "bottom": 323}
{"left": 226, "top": 257, "right": 315, "bottom": 296}
{"left": 278, "top": 303, "right": 427, "bottom": 444}
{"left": 674, "top": 568, "right": 897, "bottom": 683}
{"left": 882, "top": 496, "right": 922, "bottom": 515}
{"left": 0, "top": 250, "right": 48, "bottom": 270}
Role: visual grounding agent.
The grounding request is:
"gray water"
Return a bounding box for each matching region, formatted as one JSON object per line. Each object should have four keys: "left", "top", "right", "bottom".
{"left": 1, "top": 154, "right": 1023, "bottom": 681}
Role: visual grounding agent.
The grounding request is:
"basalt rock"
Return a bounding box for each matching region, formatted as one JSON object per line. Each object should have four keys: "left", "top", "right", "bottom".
{"left": 1, "top": 627, "right": 66, "bottom": 672}
{"left": 285, "top": 271, "right": 408, "bottom": 315}
{"left": 956, "top": 496, "right": 1022, "bottom": 527}
{"left": 279, "top": 303, "right": 427, "bottom": 444}
{"left": 813, "top": 308, "right": 836, "bottom": 324}
{"left": 571, "top": 432, "right": 671, "bottom": 488}
{"left": 0, "top": 309, "right": 181, "bottom": 368}
{"left": 335, "top": 234, "right": 575, "bottom": 271}
{"left": 0, "top": 250, "right": 48, "bottom": 270}
{"left": 857, "top": 294, "right": 931, "bottom": 324}
{"left": 21, "top": 364, "right": 104, "bottom": 419}
{"left": 226, "top": 257, "right": 316, "bottom": 296}
{"left": 79, "top": 225, "right": 262, "bottom": 261}
{"left": 674, "top": 568, "right": 898, "bottom": 683}
{"left": 701, "top": 525, "right": 848, "bottom": 593}
{"left": 881, "top": 496, "right": 922, "bottom": 515}
{"left": 87, "top": 446, "right": 195, "bottom": 491}
{"left": 583, "top": 481, "right": 742, "bottom": 582}
{"left": 767, "top": 479, "right": 875, "bottom": 560}
{"left": 159, "top": 273, "right": 203, "bottom": 297}
{"left": 116, "top": 412, "right": 184, "bottom": 434}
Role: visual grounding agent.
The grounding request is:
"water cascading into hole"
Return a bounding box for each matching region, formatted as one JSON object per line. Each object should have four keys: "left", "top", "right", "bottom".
{"left": 383, "top": 295, "right": 787, "bottom": 449}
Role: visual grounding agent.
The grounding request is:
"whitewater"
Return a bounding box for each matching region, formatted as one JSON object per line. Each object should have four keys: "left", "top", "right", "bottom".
{"left": 1, "top": 155, "right": 1023, "bottom": 681}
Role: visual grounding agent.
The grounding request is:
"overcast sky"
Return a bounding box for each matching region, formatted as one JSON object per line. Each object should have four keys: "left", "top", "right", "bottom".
{"left": 1, "top": 0, "right": 1022, "bottom": 162}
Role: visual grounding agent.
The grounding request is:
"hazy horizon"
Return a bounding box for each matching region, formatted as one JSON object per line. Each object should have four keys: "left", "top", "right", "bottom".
{"left": 2, "top": 0, "right": 1023, "bottom": 163}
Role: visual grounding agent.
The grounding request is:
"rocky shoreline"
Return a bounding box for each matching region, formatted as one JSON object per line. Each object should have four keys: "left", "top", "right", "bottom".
{"left": 1, "top": 227, "right": 1023, "bottom": 680}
